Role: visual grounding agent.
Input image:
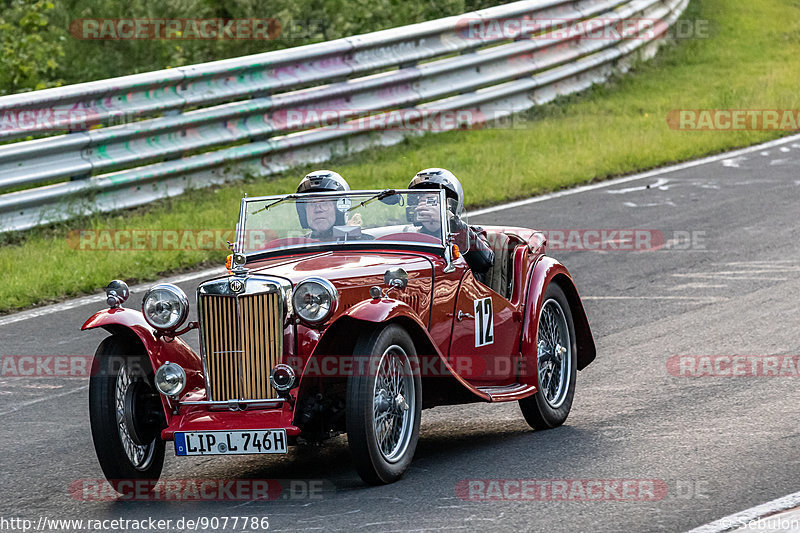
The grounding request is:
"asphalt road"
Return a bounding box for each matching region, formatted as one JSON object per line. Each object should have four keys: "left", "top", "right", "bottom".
{"left": 1, "top": 137, "right": 799, "bottom": 532}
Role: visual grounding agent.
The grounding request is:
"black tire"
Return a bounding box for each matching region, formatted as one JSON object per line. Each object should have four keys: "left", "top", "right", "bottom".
{"left": 519, "top": 283, "right": 578, "bottom": 430}
{"left": 89, "top": 335, "right": 165, "bottom": 492}
{"left": 346, "top": 324, "right": 422, "bottom": 485}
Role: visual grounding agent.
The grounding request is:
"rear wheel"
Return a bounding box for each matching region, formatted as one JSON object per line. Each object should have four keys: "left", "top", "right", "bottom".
{"left": 346, "top": 325, "right": 422, "bottom": 485}
{"left": 519, "top": 283, "right": 577, "bottom": 430}
{"left": 89, "top": 335, "right": 165, "bottom": 492}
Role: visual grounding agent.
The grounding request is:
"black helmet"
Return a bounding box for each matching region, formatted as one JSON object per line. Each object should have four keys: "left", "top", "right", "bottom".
{"left": 296, "top": 170, "right": 350, "bottom": 229}
{"left": 408, "top": 168, "right": 464, "bottom": 215}
{"left": 296, "top": 170, "right": 350, "bottom": 194}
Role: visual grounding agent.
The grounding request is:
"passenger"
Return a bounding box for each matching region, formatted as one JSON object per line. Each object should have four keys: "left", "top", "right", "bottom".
{"left": 410, "top": 191, "right": 445, "bottom": 237}
{"left": 295, "top": 170, "right": 350, "bottom": 240}
{"left": 408, "top": 168, "right": 494, "bottom": 283}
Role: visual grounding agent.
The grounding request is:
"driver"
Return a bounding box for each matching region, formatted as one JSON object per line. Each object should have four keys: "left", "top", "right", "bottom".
{"left": 295, "top": 170, "right": 350, "bottom": 240}
{"left": 408, "top": 168, "right": 494, "bottom": 283}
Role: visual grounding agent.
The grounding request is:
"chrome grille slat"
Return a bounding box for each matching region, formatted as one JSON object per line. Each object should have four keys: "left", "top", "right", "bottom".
{"left": 199, "top": 289, "right": 283, "bottom": 401}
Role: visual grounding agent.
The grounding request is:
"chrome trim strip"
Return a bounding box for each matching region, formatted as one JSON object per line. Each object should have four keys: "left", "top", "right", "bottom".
{"left": 180, "top": 398, "right": 286, "bottom": 406}
{"left": 196, "top": 288, "right": 213, "bottom": 404}
{"left": 242, "top": 189, "right": 406, "bottom": 204}
{"left": 236, "top": 197, "right": 246, "bottom": 254}
{"left": 179, "top": 398, "right": 286, "bottom": 411}
{"left": 234, "top": 292, "right": 247, "bottom": 399}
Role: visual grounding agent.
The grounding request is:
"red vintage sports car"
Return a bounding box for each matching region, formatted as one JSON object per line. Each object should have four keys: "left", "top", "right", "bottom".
{"left": 83, "top": 189, "right": 595, "bottom": 487}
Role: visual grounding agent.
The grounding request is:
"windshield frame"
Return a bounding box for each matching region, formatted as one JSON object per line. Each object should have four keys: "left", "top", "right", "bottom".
{"left": 235, "top": 189, "right": 449, "bottom": 260}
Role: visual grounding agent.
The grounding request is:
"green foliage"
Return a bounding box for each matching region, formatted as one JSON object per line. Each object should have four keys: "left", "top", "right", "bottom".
{"left": 0, "top": 0, "right": 65, "bottom": 94}
{"left": 0, "top": 0, "right": 507, "bottom": 91}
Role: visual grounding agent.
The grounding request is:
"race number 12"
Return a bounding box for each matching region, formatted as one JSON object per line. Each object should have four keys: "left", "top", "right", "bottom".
{"left": 474, "top": 297, "right": 494, "bottom": 347}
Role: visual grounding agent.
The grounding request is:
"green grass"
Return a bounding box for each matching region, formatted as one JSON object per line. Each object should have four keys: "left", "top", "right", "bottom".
{"left": 1, "top": 0, "right": 799, "bottom": 313}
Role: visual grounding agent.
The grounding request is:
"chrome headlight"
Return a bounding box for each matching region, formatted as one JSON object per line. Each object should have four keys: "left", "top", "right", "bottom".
{"left": 155, "top": 362, "right": 186, "bottom": 397}
{"left": 142, "top": 283, "right": 189, "bottom": 331}
{"left": 292, "top": 277, "right": 338, "bottom": 325}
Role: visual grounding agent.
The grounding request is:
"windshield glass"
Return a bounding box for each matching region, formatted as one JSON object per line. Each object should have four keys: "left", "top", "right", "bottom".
{"left": 237, "top": 190, "right": 451, "bottom": 254}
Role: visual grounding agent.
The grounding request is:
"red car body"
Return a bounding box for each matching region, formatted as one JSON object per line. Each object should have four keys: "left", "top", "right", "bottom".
{"left": 83, "top": 225, "right": 595, "bottom": 439}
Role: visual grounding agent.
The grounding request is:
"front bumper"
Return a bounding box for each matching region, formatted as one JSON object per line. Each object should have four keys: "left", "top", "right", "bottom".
{"left": 161, "top": 402, "right": 301, "bottom": 440}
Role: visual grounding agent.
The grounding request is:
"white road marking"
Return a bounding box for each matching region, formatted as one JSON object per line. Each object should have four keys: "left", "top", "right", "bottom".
{"left": 470, "top": 131, "right": 800, "bottom": 217}
{"left": 667, "top": 282, "right": 728, "bottom": 290}
{"left": 671, "top": 273, "right": 788, "bottom": 281}
{"left": 623, "top": 200, "right": 677, "bottom": 208}
{"left": 760, "top": 151, "right": 770, "bottom": 156}
{"left": 0, "top": 384, "right": 88, "bottom": 417}
{"left": 780, "top": 146, "right": 791, "bottom": 152}
{"left": 704, "top": 267, "right": 800, "bottom": 273}
{"left": 686, "top": 490, "right": 800, "bottom": 533}
{"left": 582, "top": 295, "right": 726, "bottom": 302}
{"left": 722, "top": 157, "right": 747, "bottom": 168}
{"left": 0, "top": 267, "right": 226, "bottom": 328}
{"left": 606, "top": 177, "right": 670, "bottom": 194}
{"left": 770, "top": 158, "right": 788, "bottom": 165}
{"left": 720, "top": 260, "right": 798, "bottom": 265}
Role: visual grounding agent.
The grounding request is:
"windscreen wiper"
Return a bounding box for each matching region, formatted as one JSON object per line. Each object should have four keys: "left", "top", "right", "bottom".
{"left": 348, "top": 189, "right": 398, "bottom": 212}
{"left": 250, "top": 194, "right": 300, "bottom": 215}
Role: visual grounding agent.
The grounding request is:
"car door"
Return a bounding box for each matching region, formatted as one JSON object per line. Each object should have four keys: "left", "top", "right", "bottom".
{"left": 448, "top": 270, "right": 520, "bottom": 385}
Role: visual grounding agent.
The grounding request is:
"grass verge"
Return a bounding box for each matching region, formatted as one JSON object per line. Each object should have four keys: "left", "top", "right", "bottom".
{"left": 1, "top": 0, "right": 799, "bottom": 314}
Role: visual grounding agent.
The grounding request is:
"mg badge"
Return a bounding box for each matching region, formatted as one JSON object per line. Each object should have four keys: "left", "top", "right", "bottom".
{"left": 229, "top": 278, "right": 245, "bottom": 293}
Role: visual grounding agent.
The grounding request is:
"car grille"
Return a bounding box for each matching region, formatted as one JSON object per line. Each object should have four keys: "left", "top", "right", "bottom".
{"left": 199, "top": 291, "right": 283, "bottom": 401}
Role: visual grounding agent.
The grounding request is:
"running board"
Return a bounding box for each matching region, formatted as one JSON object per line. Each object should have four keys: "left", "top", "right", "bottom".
{"left": 476, "top": 383, "right": 537, "bottom": 402}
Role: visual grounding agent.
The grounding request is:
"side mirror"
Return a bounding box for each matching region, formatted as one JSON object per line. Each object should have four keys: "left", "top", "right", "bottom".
{"left": 380, "top": 194, "right": 402, "bottom": 206}
{"left": 384, "top": 267, "right": 408, "bottom": 290}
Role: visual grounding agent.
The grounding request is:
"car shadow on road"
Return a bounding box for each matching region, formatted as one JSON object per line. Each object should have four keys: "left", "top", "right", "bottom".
{"left": 91, "top": 418, "right": 607, "bottom": 517}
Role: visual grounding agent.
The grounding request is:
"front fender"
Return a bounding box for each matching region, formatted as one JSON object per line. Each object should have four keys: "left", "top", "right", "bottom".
{"left": 520, "top": 256, "right": 596, "bottom": 385}
{"left": 82, "top": 308, "right": 204, "bottom": 393}
{"left": 342, "top": 298, "right": 429, "bottom": 330}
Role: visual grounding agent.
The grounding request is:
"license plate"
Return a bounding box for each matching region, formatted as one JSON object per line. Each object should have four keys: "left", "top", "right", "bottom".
{"left": 174, "top": 430, "right": 288, "bottom": 456}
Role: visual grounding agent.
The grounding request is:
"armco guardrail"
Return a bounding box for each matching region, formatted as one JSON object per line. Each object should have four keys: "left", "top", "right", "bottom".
{"left": 0, "top": 0, "right": 688, "bottom": 232}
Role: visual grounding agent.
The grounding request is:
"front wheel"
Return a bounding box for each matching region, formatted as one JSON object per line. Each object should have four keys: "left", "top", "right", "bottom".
{"left": 89, "top": 335, "right": 165, "bottom": 491}
{"left": 346, "top": 324, "right": 422, "bottom": 485}
{"left": 519, "top": 283, "right": 578, "bottom": 430}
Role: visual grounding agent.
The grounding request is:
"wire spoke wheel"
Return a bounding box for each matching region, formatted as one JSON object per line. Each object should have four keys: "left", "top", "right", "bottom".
{"left": 89, "top": 336, "right": 165, "bottom": 490}
{"left": 114, "top": 364, "right": 156, "bottom": 470}
{"left": 371, "top": 345, "right": 415, "bottom": 463}
{"left": 347, "top": 324, "right": 422, "bottom": 485}
{"left": 537, "top": 298, "right": 571, "bottom": 409}
{"left": 519, "top": 283, "right": 577, "bottom": 430}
